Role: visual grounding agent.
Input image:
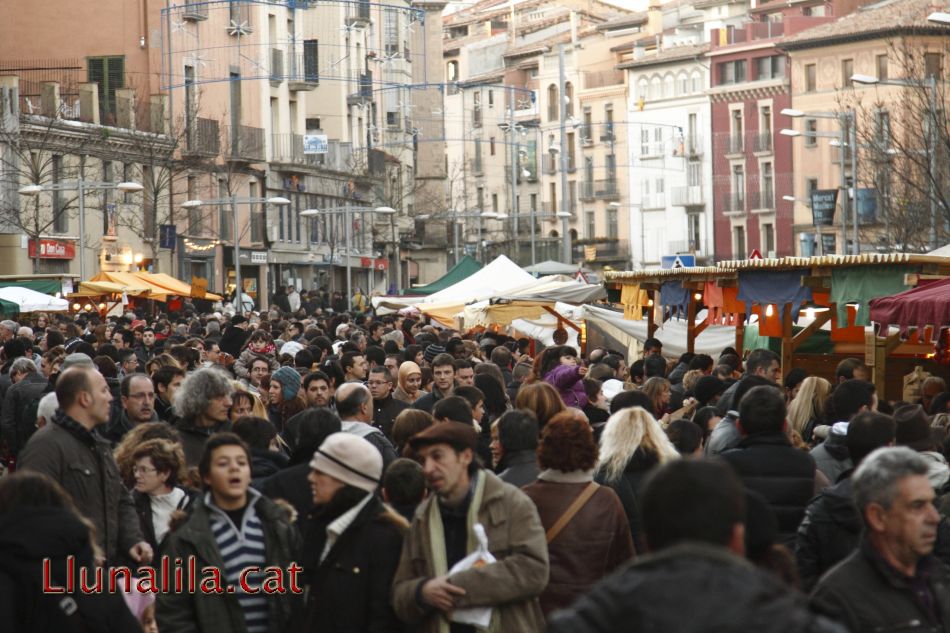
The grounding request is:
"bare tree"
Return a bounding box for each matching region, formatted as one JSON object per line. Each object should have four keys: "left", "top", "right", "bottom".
{"left": 841, "top": 38, "right": 950, "bottom": 252}
{"left": 0, "top": 95, "right": 87, "bottom": 273}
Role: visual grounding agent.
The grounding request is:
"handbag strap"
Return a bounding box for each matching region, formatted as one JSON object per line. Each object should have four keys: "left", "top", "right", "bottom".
{"left": 546, "top": 482, "right": 600, "bottom": 544}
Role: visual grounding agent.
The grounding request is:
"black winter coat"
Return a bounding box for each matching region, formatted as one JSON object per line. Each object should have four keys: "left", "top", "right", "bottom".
{"left": 0, "top": 507, "right": 141, "bottom": 633}
{"left": 720, "top": 432, "right": 816, "bottom": 545}
{"left": 301, "top": 495, "right": 406, "bottom": 632}
{"left": 795, "top": 474, "right": 862, "bottom": 592}
{"left": 548, "top": 542, "right": 846, "bottom": 633}
{"left": 596, "top": 448, "right": 660, "bottom": 553}
{"left": 174, "top": 416, "right": 229, "bottom": 468}
{"left": 811, "top": 539, "right": 950, "bottom": 633}
{"left": 372, "top": 395, "right": 409, "bottom": 439}
{"left": 258, "top": 463, "right": 313, "bottom": 532}
{"left": 497, "top": 449, "right": 540, "bottom": 488}
{"left": 251, "top": 448, "right": 289, "bottom": 488}
{"left": 0, "top": 371, "right": 48, "bottom": 455}
{"left": 18, "top": 412, "right": 144, "bottom": 563}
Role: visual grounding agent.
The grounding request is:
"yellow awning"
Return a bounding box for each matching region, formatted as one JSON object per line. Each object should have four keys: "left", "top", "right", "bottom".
{"left": 70, "top": 280, "right": 151, "bottom": 298}
{"left": 90, "top": 272, "right": 172, "bottom": 301}
{"left": 136, "top": 272, "right": 223, "bottom": 301}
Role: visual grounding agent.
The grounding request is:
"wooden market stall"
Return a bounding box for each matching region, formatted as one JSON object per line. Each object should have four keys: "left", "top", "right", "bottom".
{"left": 605, "top": 254, "right": 950, "bottom": 400}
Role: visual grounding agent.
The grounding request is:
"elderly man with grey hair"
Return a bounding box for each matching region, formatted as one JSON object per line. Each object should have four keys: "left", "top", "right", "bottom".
{"left": 172, "top": 367, "right": 234, "bottom": 467}
{"left": 0, "top": 356, "right": 49, "bottom": 456}
{"left": 35, "top": 391, "right": 58, "bottom": 430}
{"left": 810, "top": 446, "right": 950, "bottom": 632}
{"left": 335, "top": 381, "right": 397, "bottom": 470}
{"left": 0, "top": 319, "right": 18, "bottom": 342}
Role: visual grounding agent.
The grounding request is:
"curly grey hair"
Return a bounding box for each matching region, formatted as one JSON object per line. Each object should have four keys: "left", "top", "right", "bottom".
{"left": 10, "top": 357, "right": 37, "bottom": 375}
{"left": 852, "top": 446, "right": 931, "bottom": 522}
{"left": 173, "top": 367, "right": 234, "bottom": 420}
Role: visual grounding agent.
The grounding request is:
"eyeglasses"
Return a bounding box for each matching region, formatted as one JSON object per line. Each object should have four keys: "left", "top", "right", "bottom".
{"left": 132, "top": 466, "right": 157, "bottom": 475}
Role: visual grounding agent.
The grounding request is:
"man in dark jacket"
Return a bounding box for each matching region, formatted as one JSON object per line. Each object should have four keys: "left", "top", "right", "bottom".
{"left": 0, "top": 357, "right": 48, "bottom": 456}
{"left": 367, "top": 366, "right": 408, "bottom": 439}
{"left": 218, "top": 315, "right": 249, "bottom": 358}
{"left": 811, "top": 447, "right": 950, "bottom": 632}
{"left": 336, "top": 382, "right": 397, "bottom": 471}
{"left": 173, "top": 368, "right": 235, "bottom": 467}
{"left": 18, "top": 367, "right": 151, "bottom": 565}
{"left": 493, "top": 409, "right": 540, "bottom": 487}
{"left": 103, "top": 374, "right": 160, "bottom": 444}
{"left": 549, "top": 459, "right": 845, "bottom": 633}
{"left": 716, "top": 348, "right": 781, "bottom": 415}
{"left": 796, "top": 411, "right": 896, "bottom": 591}
{"left": 411, "top": 352, "right": 455, "bottom": 413}
{"left": 720, "top": 385, "right": 818, "bottom": 546}
{"left": 810, "top": 379, "right": 876, "bottom": 482}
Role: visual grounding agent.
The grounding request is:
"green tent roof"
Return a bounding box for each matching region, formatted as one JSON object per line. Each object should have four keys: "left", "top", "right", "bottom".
{"left": 407, "top": 256, "right": 482, "bottom": 295}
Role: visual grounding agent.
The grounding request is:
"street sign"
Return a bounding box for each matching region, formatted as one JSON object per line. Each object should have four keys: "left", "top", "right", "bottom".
{"left": 661, "top": 254, "right": 695, "bottom": 269}
{"left": 159, "top": 224, "right": 176, "bottom": 249}
{"left": 749, "top": 249, "right": 763, "bottom": 260}
{"left": 810, "top": 189, "right": 838, "bottom": 226}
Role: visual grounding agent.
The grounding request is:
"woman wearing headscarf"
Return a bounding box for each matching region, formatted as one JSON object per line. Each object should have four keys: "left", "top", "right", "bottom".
{"left": 394, "top": 360, "right": 425, "bottom": 404}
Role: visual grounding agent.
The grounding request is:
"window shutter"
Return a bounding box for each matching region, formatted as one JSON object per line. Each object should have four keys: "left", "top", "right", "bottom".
{"left": 304, "top": 39, "right": 319, "bottom": 82}
{"left": 88, "top": 58, "right": 105, "bottom": 113}
{"left": 105, "top": 56, "right": 125, "bottom": 116}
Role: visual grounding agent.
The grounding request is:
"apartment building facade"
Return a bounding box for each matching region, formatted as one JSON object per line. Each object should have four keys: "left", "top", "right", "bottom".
{"left": 0, "top": 0, "right": 434, "bottom": 304}
{"left": 781, "top": 0, "right": 950, "bottom": 255}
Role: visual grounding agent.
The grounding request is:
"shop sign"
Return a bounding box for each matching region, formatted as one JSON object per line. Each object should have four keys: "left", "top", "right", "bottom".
{"left": 361, "top": 257, "right": 388, "bottom": 270}
{"left": 28, "top": 239, "right": 75, "bottom": 259}
{"left": 250, "top": 251, "right": 268, "bottom": 264}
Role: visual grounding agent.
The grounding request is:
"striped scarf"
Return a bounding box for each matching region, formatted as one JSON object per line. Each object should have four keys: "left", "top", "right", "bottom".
{"left": 208, "top": 495, "right": 268, "bottom": 633}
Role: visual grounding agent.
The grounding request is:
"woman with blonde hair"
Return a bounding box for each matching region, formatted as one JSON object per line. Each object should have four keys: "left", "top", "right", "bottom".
{"left": 786, "top": 376, "right": 832, "bottom": 445}
{"left": 596, "top": 406, "right": 680, "bottom": 552}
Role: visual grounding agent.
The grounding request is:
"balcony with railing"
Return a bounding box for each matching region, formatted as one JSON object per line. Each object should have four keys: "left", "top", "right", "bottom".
{"left": 641, "top": 193, "right": 667, "bottom": 210}
{"left": 181, "top": 0, "right": 208, "bottom": 21}
{"left": 582, "top": 69, "right": 625, "bottom": 90}
{"left": 288, "top": 50, "right": 319, "bottom": 91}
{"left": 184, "top": 117, "right": 220, "bottom": 157}
{"left": 749, "top": 188, "right": 775, "bottom": 211}
{"left": 579, "top": 124, "right": 593, "bottom": 146}
{"left": 346, "top": 0, "right": 371, "bottom": 26}
{"left": 685, "top": 135, "right": 703, "bottom": 156}
{"left": 542, "top": 154, "right": 557, "bottom": 175}
{"left": 671, "top": 185, "right": 705, "bottom": 207}
{"left": 271, "top": 133, "right": 305, "bottom": 165}
{"left": 347, "top": 71, "right": 373, "bottom": 105}
{"left": 667, "top": 239, "right": 712, "bottom": 257}
{"left": 226, "top": 125, "right": 265, "bottom": 162}
{"left": 752, "top": 131, "right": 773, "bottom": 153}
{"left": 722, "top": 191, "right": 746, "bottom": 214}
{"left": 580, "top": 181, "right": 595, "bottom": 200}
{"left": 595, "top": 178, "right": 619, "bottom": 199}
{"left": 725, "top": 132, "right": 744, "bottom": 155}
{"left": 710, "top": 20, "right": 785, "bottom": 49}
{"left": 573, "top": 238, "right": 630, "bottom": 262}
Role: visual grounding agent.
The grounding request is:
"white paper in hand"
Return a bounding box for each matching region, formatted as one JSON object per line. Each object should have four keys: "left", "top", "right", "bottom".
{"left": 447, "top": 523, "right": 496, "bottom": 629}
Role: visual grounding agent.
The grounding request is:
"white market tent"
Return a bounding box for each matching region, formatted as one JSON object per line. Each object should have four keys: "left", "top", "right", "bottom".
{"left": 583, "top": 304, "right": 737, "bottom": 358}
{"left": 0, "top": 286, "right": 69, "bottom": 313}
{"left": 374, "top": 255, "right": 605, "bottom": 327}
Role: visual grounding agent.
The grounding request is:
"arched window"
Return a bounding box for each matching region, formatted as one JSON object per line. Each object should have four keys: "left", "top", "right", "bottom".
{"left": 565, "top": 81, "right": 574, "bottom": 117}
{"left": 446, "top": 60, "right": 459, "bottom": 82}
{"left": 547, "top": 84, "right": 558, "bottom": 121}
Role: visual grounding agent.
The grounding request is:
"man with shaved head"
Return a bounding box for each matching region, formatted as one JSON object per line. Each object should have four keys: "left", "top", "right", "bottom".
{"left": 336, "top": 380, "right": 397, "bottom": 469}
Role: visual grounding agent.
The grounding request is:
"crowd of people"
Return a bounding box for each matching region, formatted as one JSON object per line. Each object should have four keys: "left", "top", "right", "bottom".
{"left": 0, "top": 299, "right": 948, "bottom": 632}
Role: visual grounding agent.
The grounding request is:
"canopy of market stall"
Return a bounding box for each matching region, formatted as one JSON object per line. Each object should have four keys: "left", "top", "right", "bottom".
{"left": 869, "top": 277, "right": 950, "bottom": 335}
{"left": 70, "top": 280, "right": 151, "bottom": 298}
{"left": 408, "top": 256, "right": 482, "bottom": 295}
{"left": 0, "top": 286, "right": 69, "bottom": 312}
{"left": 89, "top": 272, "right": 222, "bottom": 302}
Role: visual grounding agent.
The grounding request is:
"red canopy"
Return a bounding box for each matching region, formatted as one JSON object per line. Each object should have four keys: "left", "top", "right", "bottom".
{"left": 869, "top": 277, "right": 950, "bottom": 335}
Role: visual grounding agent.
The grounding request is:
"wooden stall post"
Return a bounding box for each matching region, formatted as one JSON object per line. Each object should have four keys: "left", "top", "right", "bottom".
{"left": 646, "top": 290, "right": 658, "bottom": 338}
{"left": 780, "top": 303, "right": 794, "bottom": 376}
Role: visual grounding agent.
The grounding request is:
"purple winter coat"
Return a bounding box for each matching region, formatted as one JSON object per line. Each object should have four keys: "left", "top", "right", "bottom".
{"left": 544, "top": 365, "right": 588, "bottom": 409}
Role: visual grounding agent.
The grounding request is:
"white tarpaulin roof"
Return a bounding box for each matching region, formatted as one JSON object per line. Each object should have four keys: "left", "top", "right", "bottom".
{"left": 583, "top": 304, "right": 737, "bottom": 358}
{"left": 0, "top": 286, "right": 69, "bottom": 312}
{"left": 524, "top": 260, "right": 592, "bottom": 275}
{"left": 928, "top": 243, "right": 950, "bottom": 257}
{"left": 462, "top": 276, "right": 606, "bottom": 327}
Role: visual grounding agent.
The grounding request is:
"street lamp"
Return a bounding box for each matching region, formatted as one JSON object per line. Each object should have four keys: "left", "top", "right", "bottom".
{"left": 781, "top": 105, "right": 859, "bottom": 254}
{"left": 373, "top": 206, "right": 398, "bottom": 293}
{"left": 851, "top": 73, "right": 942, "bottom": 250}
{"left": 19, "top": 179, "right": 144, "bottom": 279}
{"left": 182, "top": 195, "right": 290, "bottom": 315}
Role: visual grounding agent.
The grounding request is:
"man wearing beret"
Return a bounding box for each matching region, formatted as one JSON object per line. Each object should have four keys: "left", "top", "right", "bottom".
{"left": 392, "top": 422, "right": 549, "bottom": 632}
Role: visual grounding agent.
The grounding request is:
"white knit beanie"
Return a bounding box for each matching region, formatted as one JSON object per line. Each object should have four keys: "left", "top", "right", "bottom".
{"left": 310, "top": 433, "right": 382, "bottom": 493}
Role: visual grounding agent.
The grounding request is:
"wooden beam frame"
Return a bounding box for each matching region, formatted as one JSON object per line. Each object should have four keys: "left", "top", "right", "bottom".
{"left": 791, "top": 310, "right": 833, "bottom": 352}
{"left": 780, "top": 303, "right": 794, "bottom": 375}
